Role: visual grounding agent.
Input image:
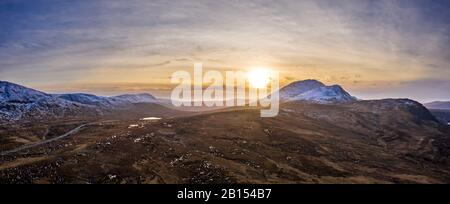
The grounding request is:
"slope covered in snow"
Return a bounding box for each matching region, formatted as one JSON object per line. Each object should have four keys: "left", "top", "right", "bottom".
{"left": 57, "top": 93, "right": 157, "bottom": 108}
{"left": 290, "top": 85, "right": 357, "bottom": 103}
{"left": 279, "top": 79, "right": 325, "bottom": 101}
{"left": 57, "top": 93, "right": 114, "bottom": 107}
{"left": 0, "top": 81, "right": 95, "bottom": 121}
{"left": 0, "top": 81, "right": 49, "bottom": 103}
{"left": 112, "top": 93, "right": 156, "bottom": 104}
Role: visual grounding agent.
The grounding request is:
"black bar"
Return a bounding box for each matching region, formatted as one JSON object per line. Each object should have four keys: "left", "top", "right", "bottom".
{"left": 1, "top": 184, "right": 449, "bottom": 203}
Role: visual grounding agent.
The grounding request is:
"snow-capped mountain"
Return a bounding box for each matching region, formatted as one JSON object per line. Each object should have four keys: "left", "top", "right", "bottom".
{"left": 0, "top": 81, "right": 95, "bottom": 121}
{"left": 279, "top": 79, "right": 357, "bottom": 103}
{"left": 0, "top": 81, "right": 49, "bottom": 103}
{"left": 0, "top": 81, "right": 158, "bottom": 122}
{"left": 279, "top": 79, "right": 325, "bottom": 100}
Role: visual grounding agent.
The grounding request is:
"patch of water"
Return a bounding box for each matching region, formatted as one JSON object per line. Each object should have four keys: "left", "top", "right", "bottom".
{"left": 129, "top": 124, "right": 139, "bottom": 128}
{"left": 141, "top": 117, "right": 162, "bottom": 121}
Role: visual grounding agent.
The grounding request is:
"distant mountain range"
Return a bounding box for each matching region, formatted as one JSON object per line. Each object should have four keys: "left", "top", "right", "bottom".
{"left": 0, "top": 79, "right": 443, "bottom": 124}
{"left": 425, "top": 101, "right": 450, "bottom": 110}
{"left": 423, "top": 101, "right": 450, "bottom": 123}
{"left": 279, "top": 79, "right": 357, "bottom": 103}
{"left": 424, "top": 101, "right": 450, "bottom": 124}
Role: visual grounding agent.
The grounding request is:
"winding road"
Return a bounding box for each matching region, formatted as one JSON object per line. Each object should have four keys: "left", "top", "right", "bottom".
{"left": 0, "top": 124, "right": 87, "bottom": 156}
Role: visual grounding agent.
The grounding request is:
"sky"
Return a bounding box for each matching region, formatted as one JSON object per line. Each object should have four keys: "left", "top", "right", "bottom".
{"left": 0, "top": 0, "right": 449, "bottom": 102}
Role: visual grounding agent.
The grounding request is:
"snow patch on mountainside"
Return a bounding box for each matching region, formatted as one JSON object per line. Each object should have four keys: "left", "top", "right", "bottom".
{"left": 57, "top": 93, "right": 114, "bottom": 107}
{"left": 57, "top": 93, "right": 156, "bottom": 108}
{"left": 112, "top": 93, "right": 156, "bottom": 104}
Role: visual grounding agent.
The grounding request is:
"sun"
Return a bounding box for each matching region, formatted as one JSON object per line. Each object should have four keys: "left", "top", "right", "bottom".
{"left": 247, "top": 68, "right": 271, "bottom": 88}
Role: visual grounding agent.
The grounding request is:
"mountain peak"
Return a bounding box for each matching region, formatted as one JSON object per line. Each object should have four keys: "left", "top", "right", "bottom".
{"left": 283, "top": 79, "right": 325, "bottom": 89}
{"left": 279, "top": 79, "right": 356, "bottom": 103}
{"left": 279, "top": 79, "right": 325, "bottom": 100}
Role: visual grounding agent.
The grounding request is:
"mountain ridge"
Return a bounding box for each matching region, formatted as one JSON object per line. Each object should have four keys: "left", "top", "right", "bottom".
{"left": 0, "top": 81, "right": 158, "bottom": 122}
{"left": 0, "top": 80, "right": 438, "bottom": 124}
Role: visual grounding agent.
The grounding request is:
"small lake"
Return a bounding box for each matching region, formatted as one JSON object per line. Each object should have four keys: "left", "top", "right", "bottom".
{"left": 129, "top": 124, "right": 139, "bottom": 128}
{"left": 141, "top": 117, "right": 162, "bottom": 121}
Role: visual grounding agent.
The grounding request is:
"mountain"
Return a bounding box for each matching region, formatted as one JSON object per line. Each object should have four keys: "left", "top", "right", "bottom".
{"left": 0, "top": 81, "right": 159, "bottom": 122}
{"left": 57, "top": 93, "right": 156, "bottom": 108}
{"left": 0, "top": 81, "right": 49, "bottom": 103}
{"left": 112, "top": 93, "right": 156, "bottom": 104}
{"left": 0, "top": 81, "right": 97, "bottom": 122}
{"left": 279, "top": 79, "right": 357, "bottom": 103}
{"left": 425, "top": 101, "right": 450, "bottom": 110}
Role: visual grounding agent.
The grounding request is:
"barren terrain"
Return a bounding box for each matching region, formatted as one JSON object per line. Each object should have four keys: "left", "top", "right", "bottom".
{"left": 1, "top": 101, "right": 449, "bottom": 184}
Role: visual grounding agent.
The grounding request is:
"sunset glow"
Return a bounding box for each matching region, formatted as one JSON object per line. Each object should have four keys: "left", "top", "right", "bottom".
{"left": 247, "top": 69, "right": 271, "bottom": 88}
